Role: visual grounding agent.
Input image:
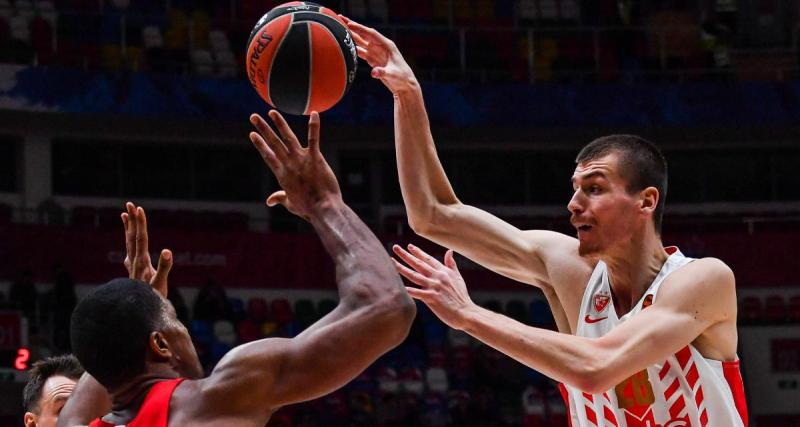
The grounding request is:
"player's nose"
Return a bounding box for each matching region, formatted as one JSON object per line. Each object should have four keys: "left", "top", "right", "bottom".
{"left": 567, "top": 190, "right": 584, "bottom": 215}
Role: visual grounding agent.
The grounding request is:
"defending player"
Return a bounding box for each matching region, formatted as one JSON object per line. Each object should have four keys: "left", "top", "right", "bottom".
{"left": 344, "top": 18, "right": 748, "bottom": 427}
{"left": 57, "top": 111, "right": 416, "bottom": 427}
{"left": 23, "top": 354, "right": 85, "bottom": 427}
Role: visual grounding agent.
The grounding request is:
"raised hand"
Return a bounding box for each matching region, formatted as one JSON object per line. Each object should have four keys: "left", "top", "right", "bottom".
{"left": 339, "top": 15, "right": 417, "bottom": 95}
{"left": 249, "top": 110, "right": 342, "bottom": 220}
{"left": 392, "top": 244, "right": 475, "bottom": 330}
{"left": 121, "top": 202, "right": 173, "bottom": 298}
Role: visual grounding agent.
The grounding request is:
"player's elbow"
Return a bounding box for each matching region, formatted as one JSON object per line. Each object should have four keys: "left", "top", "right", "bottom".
{"left": 571, "top": 349, "right": 616, "bottom": 394}
{"left": 374, "top": 291, "right": 417, "bottom": 344}
{"left": 407, "top": 203, "right": 458, "bottom": 239}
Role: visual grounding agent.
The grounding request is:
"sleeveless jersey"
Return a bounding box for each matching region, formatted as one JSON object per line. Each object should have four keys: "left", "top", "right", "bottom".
{"left": 561, "top": 247, "right": 748, "bottom": 427}
{"left": 89, "top": 378, "right": 185, "bottom": 427}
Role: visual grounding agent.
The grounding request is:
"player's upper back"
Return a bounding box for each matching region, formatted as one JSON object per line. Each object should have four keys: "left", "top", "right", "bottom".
{"left": 89, "top": 379, "right": 184, "bottom": 427}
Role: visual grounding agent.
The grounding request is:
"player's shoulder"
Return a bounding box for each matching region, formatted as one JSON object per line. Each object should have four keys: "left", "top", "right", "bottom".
{"left": 662, "top": 256, "right": 735, "bottom": 298}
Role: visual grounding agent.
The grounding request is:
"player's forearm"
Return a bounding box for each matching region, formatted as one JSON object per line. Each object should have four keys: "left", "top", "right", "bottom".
{"left": 461, "top": 305, "right": 614, "bottom": 393}
{"left": 394, "top": 86, "right": 460, "bottom": 233}
{"left": 307, "top": 197, "right": 414, "bottom": 320}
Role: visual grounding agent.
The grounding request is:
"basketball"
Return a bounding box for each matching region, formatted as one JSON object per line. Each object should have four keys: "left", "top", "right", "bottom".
{"left": 246, "top": 2, "right": 357, "bottom": 115}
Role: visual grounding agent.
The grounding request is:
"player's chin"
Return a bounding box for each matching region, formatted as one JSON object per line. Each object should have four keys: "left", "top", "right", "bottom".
{"left": 577, "top": 240, "right": 602, "bottom": 257}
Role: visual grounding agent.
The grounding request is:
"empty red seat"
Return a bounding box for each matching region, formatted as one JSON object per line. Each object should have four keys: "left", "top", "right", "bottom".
{"left": 764, "top": 295, "right": 787, "bottom": 324}
{"left": 247, "top": 297, "right": 268, "bottom": 323}
{"left": 789, "top": 296, "right": 800, "bottom": 323}
{"left": 739, "top": 296, "right": 762, "bottom": 324}
{"left": 270, "top": 298, "right": 293, "bottom": 324}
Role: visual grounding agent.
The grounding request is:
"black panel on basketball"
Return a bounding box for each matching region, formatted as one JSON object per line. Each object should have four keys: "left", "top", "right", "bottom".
{"left": 270, "top": 22, "right": 312, "bottom": 115}
{"left": 246, "top": 2, "right": 322, "bottom": 57}
{"left": 294, "top": 12, "right": 357, "bottom": 92}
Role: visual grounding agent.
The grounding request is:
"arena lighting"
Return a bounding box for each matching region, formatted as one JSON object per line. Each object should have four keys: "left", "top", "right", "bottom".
{"left": 14, "top": 347, "right": 30, "bottom": 371}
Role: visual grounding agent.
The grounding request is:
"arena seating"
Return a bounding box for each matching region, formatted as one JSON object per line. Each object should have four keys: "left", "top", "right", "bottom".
{"left": 1, "top": 0, "right": 794, "bottom": 83}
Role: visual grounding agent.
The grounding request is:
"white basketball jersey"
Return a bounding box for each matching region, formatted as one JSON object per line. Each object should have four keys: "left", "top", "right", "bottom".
{"left": 561, "top": 247, "right": 748, "bottom": 427}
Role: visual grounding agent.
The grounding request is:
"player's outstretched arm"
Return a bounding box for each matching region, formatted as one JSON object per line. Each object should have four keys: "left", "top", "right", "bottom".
{"left": 342, "top": 17, "right": 591, "bottom": 290}
{"left": 394, "top": 244, "right": 738, "bottom": 393}
{"left": 186, "top": 111, "right": 415, "bottom": 423}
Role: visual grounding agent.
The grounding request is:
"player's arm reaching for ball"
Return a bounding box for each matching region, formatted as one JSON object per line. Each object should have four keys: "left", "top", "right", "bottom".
{"left": 393, "top": 244, "right": 738, "bottom": 393}
{"left": 182, "top": 111, "right": 416, "bottom": 424}
{"left": 341, "top": 18, "right": 593, "bottom": 319}
{"left": 58, "top": 203, "right": 173, "bottom": 427}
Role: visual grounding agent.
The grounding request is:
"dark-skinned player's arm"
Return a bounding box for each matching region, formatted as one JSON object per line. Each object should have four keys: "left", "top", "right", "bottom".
{"left": 189, "top": 111, "right": 415, "bottom": 424}
{"left": 57, "top": 203, "right": 173, "bottom": 427}
{"left": 341, "top": 17, "right": 593, "bottom": 309}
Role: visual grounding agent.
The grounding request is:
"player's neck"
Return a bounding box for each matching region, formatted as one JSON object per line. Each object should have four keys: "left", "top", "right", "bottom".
{"left": 602, "top": 228, "right": 668, "bottom": 316}
{"left": 104, "top": 368, "right": 179, "bottom": 424}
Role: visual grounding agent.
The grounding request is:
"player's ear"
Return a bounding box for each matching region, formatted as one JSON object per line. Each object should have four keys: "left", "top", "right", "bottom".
{"left": 149, "top": 331, "right": 173, "bottom": 361}
{"left": 23, "top": 412, "right": 37, "bottom": 427}
{"left": 640, "top": 187, "right": 659, "bottom": 215}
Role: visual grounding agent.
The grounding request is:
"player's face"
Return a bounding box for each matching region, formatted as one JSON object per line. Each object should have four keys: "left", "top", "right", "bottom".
{"left": 162, "top": 300, "right": 205, "bottom": 379}
{"left": 568, "top": 153, "right": 642, "bottom": 256}
{"left": 23, "top": 375, "right": 77, "bottom": 427}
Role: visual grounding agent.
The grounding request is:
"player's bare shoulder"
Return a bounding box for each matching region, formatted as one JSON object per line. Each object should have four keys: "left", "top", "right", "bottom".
{"left": 657, "top": 256, "right": 737, "bottom": 329}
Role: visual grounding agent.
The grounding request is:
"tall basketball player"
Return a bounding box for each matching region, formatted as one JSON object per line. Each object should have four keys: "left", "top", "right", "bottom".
{"left": 344, "top": 18, "right": 748, "bottom": 427}
{"left": 57, "top": 111, "right": 416, "bottom": 427}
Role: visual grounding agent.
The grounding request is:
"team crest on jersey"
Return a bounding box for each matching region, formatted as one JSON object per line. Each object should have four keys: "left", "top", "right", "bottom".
{"left": 593, "top": 292, "right": 611, "bottom": 313}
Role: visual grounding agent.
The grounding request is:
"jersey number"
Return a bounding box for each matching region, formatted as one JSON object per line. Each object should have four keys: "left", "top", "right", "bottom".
{"left": 615, "top": 369, "right": 656, "bottom": 410}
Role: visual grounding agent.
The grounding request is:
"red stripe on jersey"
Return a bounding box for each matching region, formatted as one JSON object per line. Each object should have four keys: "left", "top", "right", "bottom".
{"left": 582, "top": 392, "right": 594, "bottom": 402}
{"left": 585, "top": 406, "right": 598, "bottom": 426}
{"left": 665, "top": 377, "right": 680, "bottom": 399}
{"left": 659, "top": 360, "right": 671, "bottom": 380}
{"left": 700, "top": 408, "right": 709, "bottom": 427}
{"left": 558, "top": 383, "right": 574, "bottom": 427}
{"left": 676, "top": 346, "right": 692, "bottom": 370}
{"left": 669, "top": 395, "right": 686, "bottom": 419}
{"left": 723, "top": 360, "right": 749, "bottom": 426}
{"left": 695, "top": 386, "right": 705, "bottom": 408}
{"left": 686, "top": 363, "right": 700, "bottom": 389}
{"left": 604, "top": 405, "right": 619, "bottom": 427}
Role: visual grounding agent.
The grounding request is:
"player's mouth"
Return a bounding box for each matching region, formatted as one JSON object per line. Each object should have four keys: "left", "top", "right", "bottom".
{"left": 575, "top": 224, "right": 593, "bottom": 235}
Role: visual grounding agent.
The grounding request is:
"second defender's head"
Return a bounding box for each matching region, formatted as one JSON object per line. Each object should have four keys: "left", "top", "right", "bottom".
{"left": 70, "top": 278, "right": 203, "bottom": 392}
{"left": 23, "top": 354, "right": 84, "bottom": 427}
{"left": 569, "top": 135, "right": 667, "bottom": 256}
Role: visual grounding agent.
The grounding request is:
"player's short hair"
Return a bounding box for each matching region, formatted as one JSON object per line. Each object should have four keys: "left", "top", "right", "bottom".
{"left": 70, "top": 278, "right": 166, "bottom": 390}
{"left": 576, "top": 135, "right": 668, "bottom": 233}
{"left": 23, "top": 354, "right": 84, "bottom": 413}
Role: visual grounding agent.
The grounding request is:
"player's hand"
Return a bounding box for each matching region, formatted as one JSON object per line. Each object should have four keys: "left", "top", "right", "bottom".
{"left": 339, "top": 16, "right": 417, "bottom": 95}
{"left": 121, "top": 202, "right": 173, "bottom": 298}
{"left": 249, "top": 110, "right": 342, "bottom": 220}
{"left": 392, "top": 244, "right": 474, "bottom": 330}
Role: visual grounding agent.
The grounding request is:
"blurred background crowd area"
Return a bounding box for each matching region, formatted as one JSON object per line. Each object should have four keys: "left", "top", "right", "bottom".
{"left": 0, "top": 0, "right": 798, "bottom": 83}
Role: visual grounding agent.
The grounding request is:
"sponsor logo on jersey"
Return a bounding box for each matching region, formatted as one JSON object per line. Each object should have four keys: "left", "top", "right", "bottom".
{"left": 584, "top": 314, "right": 608, "bottom": 324}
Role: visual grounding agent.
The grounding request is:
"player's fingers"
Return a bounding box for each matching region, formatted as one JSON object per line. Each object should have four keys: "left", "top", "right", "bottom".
{"left": 307, "top": 111, "right": 321, "bottom": 153}
{"left": 444, "top": 249, "right": 460, "bottom": 273}
{"left": 392, "top": 244, "right": 436, "bottom": 276}
{"left": 407, "top": 244, "right": 445, "bottom": 269}
{"left": 249, "top": 132, "right": 283, "bottom": 173}
{"left": 268, "top": 110, "right": 303, "bottom": 153}
{"left": 405, "top": 286, "right": 435, "bottom": 301}
{"left": 152, "top": 249, "right": 172, "bottom": 298}
{"left": 135, "top": 206, "right": 152, "bottom": 263}
{"left": 250, "top": 114, "right": 289, "bottom": 159}
{"left": 266, "top": 190, "right": 287, "bottom": 207}
{"left": 393, "top": 259, "right": 434, "bottom": 288}
{"left": 346, "top": 20, "right": 392, "bottom": 47}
